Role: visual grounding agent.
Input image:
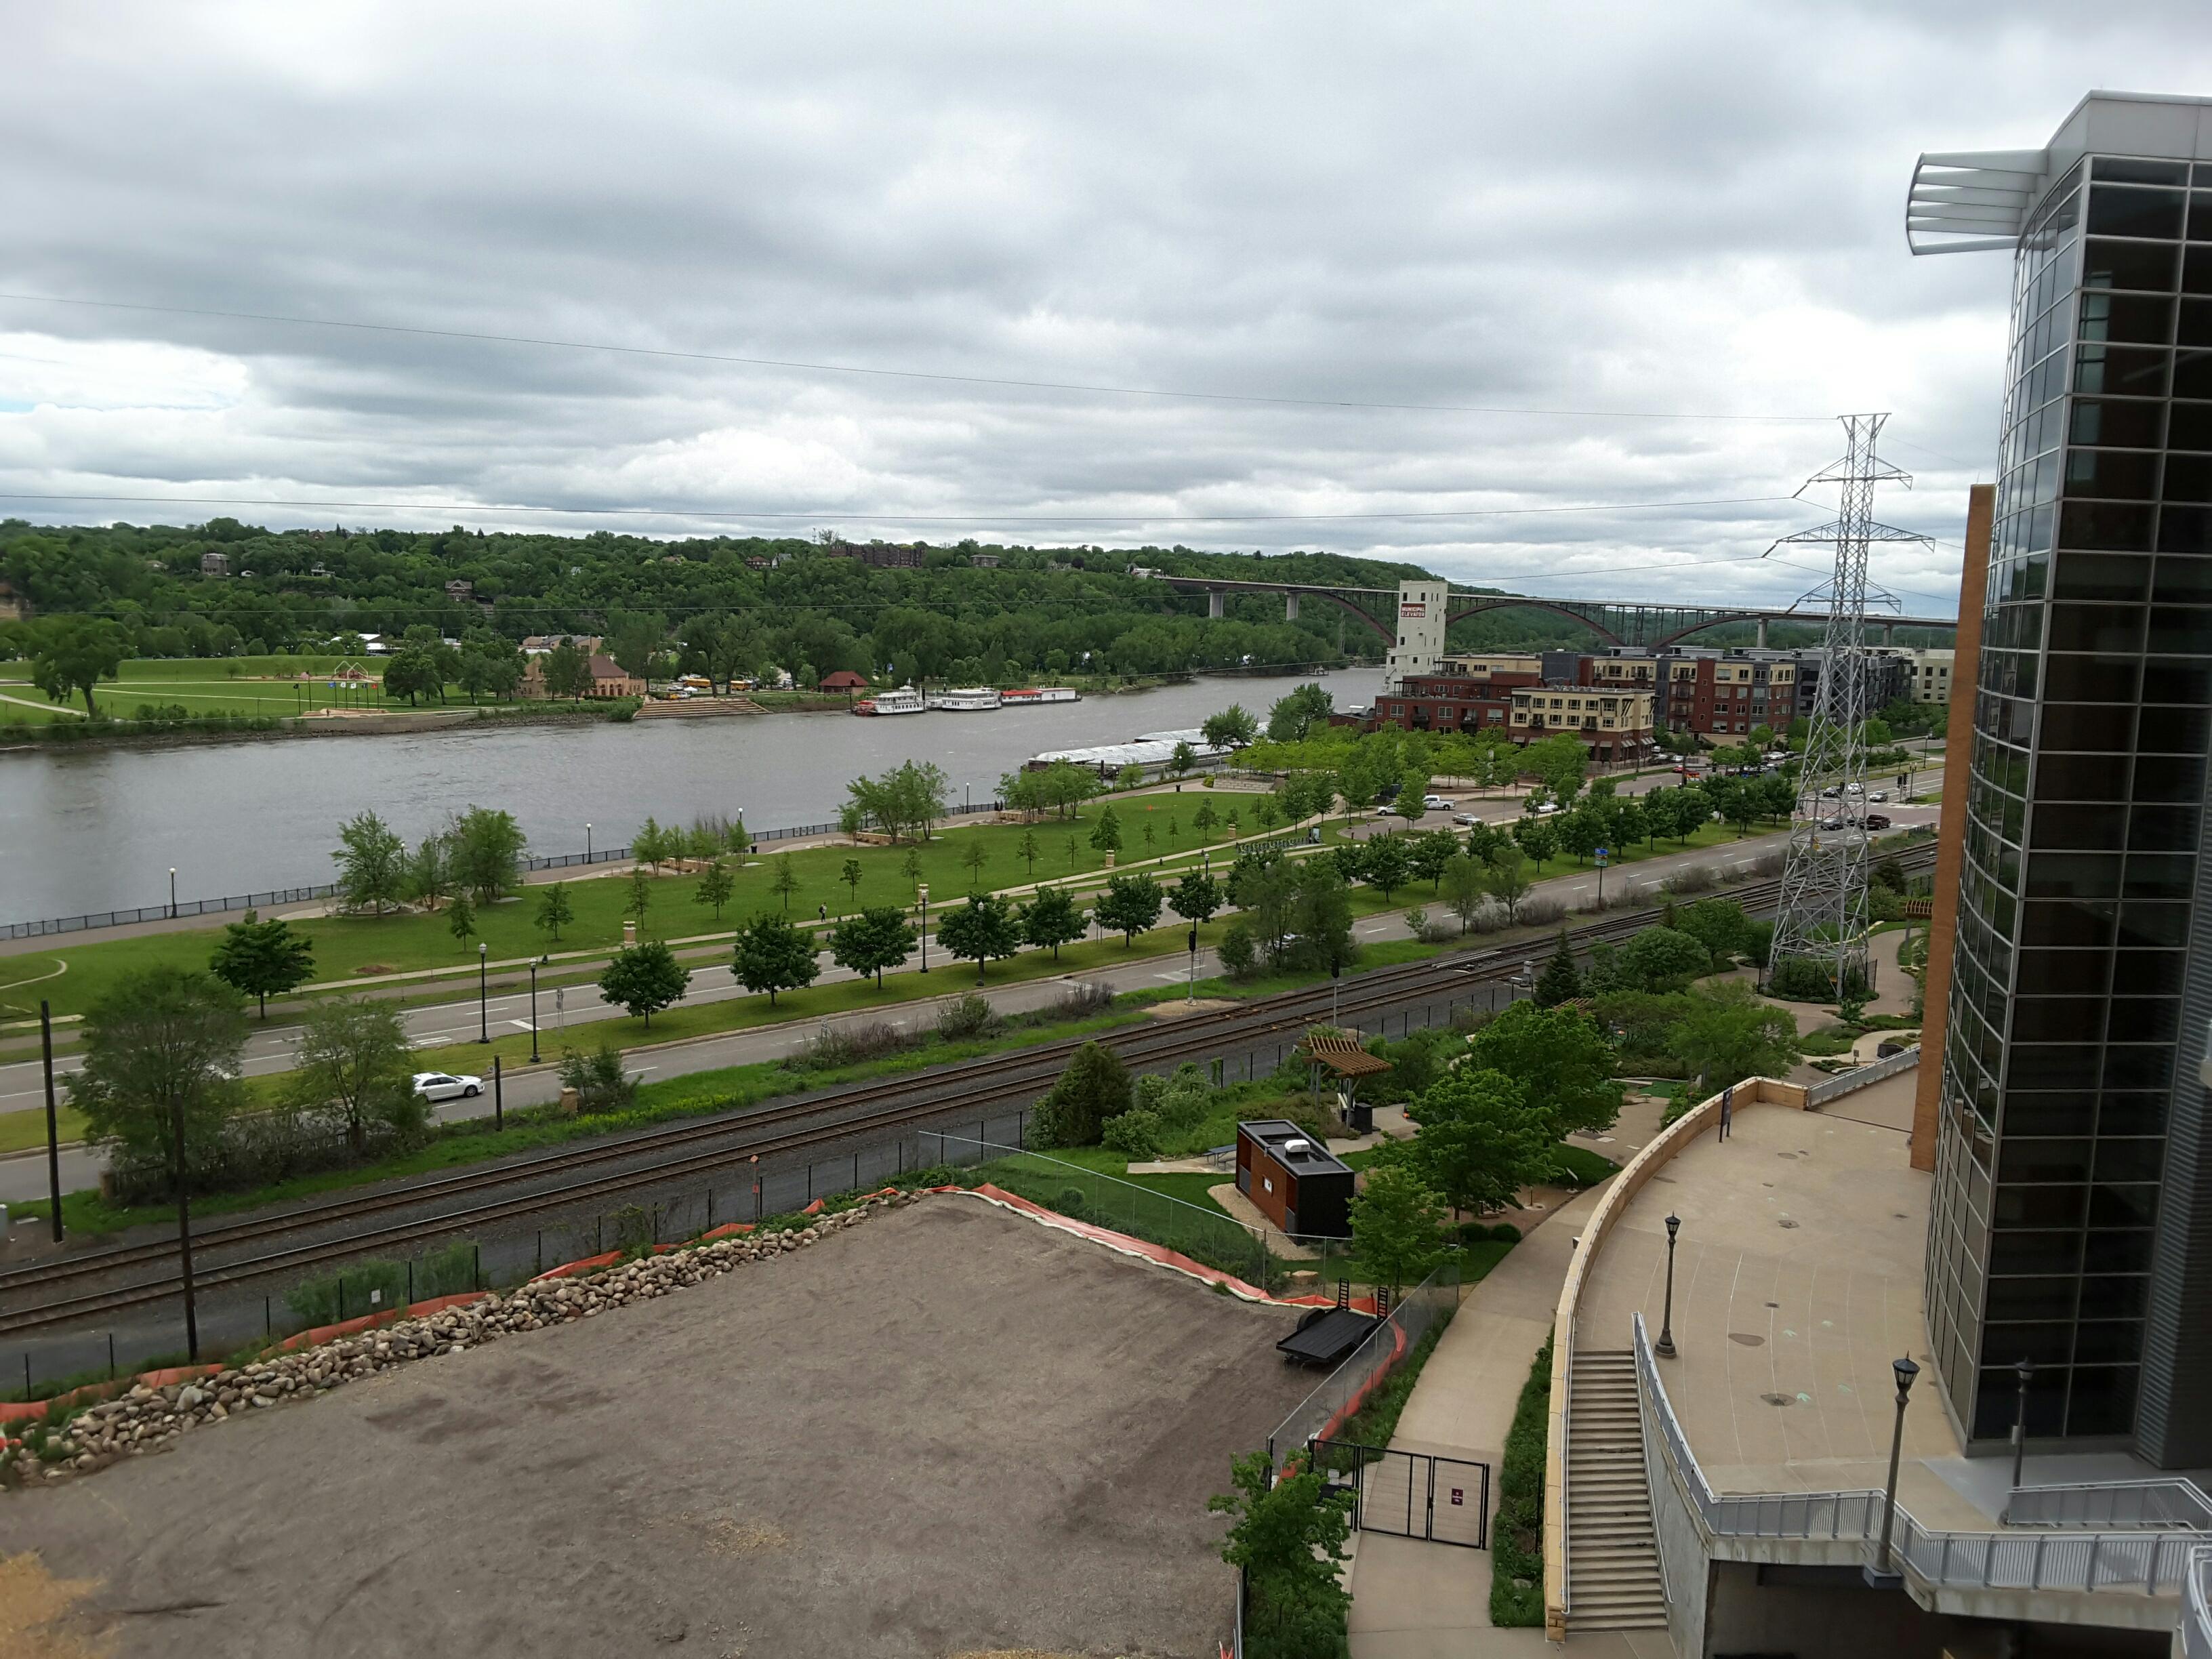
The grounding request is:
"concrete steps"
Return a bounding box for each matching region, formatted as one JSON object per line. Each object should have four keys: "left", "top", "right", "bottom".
{"left": 1565, "top": 1349, "right": 1668, "bottom": 1633}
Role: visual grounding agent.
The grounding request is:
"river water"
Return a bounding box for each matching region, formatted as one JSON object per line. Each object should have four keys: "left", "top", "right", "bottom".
{"left": 0, "top": 670, "right": 1380, "bottom": 923}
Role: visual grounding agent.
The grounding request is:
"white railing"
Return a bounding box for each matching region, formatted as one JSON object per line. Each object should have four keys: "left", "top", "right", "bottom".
{"left": 2005, "top": 1479, "right": 2212, "bottom": 1532}
{"left": 1633, "top": 1315, "right": 2194, "bottom": 1599}
{"left": 1806, "top": 1044, "right": 1921, "bottom": 1105}
{"left": 2185, "top": 1547, "right": 2212, "bottom": 1659}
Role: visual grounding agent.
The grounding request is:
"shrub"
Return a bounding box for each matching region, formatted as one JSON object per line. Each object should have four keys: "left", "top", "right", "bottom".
{"left": 1044, "top": 980, "right": 1115, "bottom": 1022}
{"left": 1491, "top": 1338, "right": 1553, "bottom": 1626}
{"left": 609, "top": 1204, "right": 655, "bottom": 1256}
{"left": 419, "top": 1240, "right": 480, "bottom": 1297}
{"left": 1659, "top": 863, "right": 1716, "bottom": 895}
{"left": 935, "top": 992, "right": 1000, "bottom": 1042}
{"left": 285, "top": 1258, "right": 409, "bottom": 1327}
{"left": 1764, "top": 958, "right": 1835, "bottom": 1001}
{"left": 1464, "top": 895, "right": 1511, "bottom": 935}
{"left": 1516, "top": 894, "right": 1566, "bottom": 926}
{"left": 558, "top": 1040, "right": 638, "bottom": 1114}
{"left": 1102, "top": 1106, "right": 1165, "bottom": 1158}
{"left": 797, "top": 1019, "right": 921, "bottom": 1071}
{"left": 1217, "top": 920, "right": 1259, "bottom": 980}
{"left": 1051, "top": 1185, "right": 1090, "bottom": 1220}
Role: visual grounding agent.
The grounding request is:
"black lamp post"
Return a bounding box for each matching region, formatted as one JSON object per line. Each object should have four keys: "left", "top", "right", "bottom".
{"left": 529, "top": 955, "right": 547, "bottom": 1064}
{"left": 1866, "top": 1355, "right": 1921, "bottom": 1586}
{"left": 1188, "top": 924, "right": 1200, "bottom": 1004}
{"left": 918, "top": 884, "right": 930, "bottom": 972}
{"left": 2010, "top": 1357, "right": 2035, "bottom": 1494}
{"left": 1655, "top": 1212, "right": 1681, "bottom": 1358}
{"left": 168, "top": 866, "right": 178, "bottom": 920}
{"left": 477, "top": 941, "right": 489, "bottom": 1043}
{"left": 586, "top": 821, "right": 593, "bottom": 861}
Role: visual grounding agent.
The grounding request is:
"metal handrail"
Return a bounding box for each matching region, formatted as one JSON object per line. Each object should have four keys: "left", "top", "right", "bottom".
{"left": 1633, "top": 1315, "right": 2194, "bottom": 1597}
{"left": 1806, "top": 1044, "right": 1921, "bottom": 1105}
{"left": 2005, "top": 1479, "right": 2212, "bottom": 1531}
{"left": 2184, "top": 1546, "right": 2212, "bottom": 1659}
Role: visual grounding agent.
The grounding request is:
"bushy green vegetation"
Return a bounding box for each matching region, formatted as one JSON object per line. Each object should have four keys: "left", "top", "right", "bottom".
{"left": 1490, "top": 1338, "right": 1554, "bottom": 1626}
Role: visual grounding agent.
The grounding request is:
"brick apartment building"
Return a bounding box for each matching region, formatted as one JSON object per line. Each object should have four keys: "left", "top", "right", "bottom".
{"left": 1372, "top": 651, "right": 1654, "bottom": 760}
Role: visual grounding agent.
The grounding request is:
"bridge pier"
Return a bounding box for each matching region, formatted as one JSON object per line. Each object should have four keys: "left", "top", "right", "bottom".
{"left": 1208, "top": 589, "right": 1225, "bottom": 619}
{"left": 1882, "top": 621, "right": 1896, "bottom": 646}
{"left": 1284, "top": 592, "right": 1299, "bottom": 622}
{"left": 1756, "top": 617, "right": 1767, "bottom": 649}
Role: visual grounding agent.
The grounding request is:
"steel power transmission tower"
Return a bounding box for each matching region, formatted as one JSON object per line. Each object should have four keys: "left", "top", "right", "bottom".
{"left": 1765, "top": 413, "right": 1931, "bottom": 997}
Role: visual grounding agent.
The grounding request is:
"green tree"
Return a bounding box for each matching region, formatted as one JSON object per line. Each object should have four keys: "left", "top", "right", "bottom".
{"left": 1169, "top": 739, "right": 1198, "bottom": 777}
{"left": 406, "top": 834, "right": 452, "bottom": 907}
{"left": 1409, "top": 829, "right": 1458, "bottom": 893}
{"left": 541, "top": 640, "right": 591, "bottom": 701}
{"left": 1441, "top": 854, "right": 1488, "bottom": 934}
{"left": 534, "top": 881, "right": 575, "bottom": 942}
{"left": 1265, "top": 682, "right": 1334, "bottom": 743}
{"left": 287, "top": 996, "right": 426, "bottom": 1156}
{"left": 1618, "top": 926, "right": 1711, "bottom": 994}
{"left": 732, "top": 911, "right": 821, "bottom": 1005}
{"left": 632, "top": 816, "right": 670, "bottom": 871}
{"left": 1405, "top": 1067, "right": 1556, "bottom": 1216}
{"left": 1202, "top": 703, "right": 1259, "bottom": 748}
{"left": 771, "top": 853, "right": 800, "bottom": 913}
{"left": 1093, "top": 872, "right": 1164, "bottom": 945}
{"left": 1088, "top": 804, "right": 1122, "bottom": 853}
{"left": 1521, "top": 733, "right": 1589, "bottom": 804}
{"left": 598, "top": 939, "right": 692, "bottom": 1028}
{"left": 446, "top": 893, "right": 476, "bottom": 948}
{"left": 1192, "top": 800, "right": 1221, "bottom": 842}
{"left": 1028, "top": 1040, "right": 1132, "bottom": 1147}
{"left": 1467, "top": 999, "right": 1620, "bottom": 1137}
{"left": 332, "top": 810, "right": 407, "bottom": 916}
{"left": 937, "top": 890, "right": 1023, "bottom": 980}
{"left": 1290, "top": 857, "right": 1357, "bottom": 973}
{"left": 961, "top": 838, "right": 989, "bottom": 889}
{"left": 1512, "top": 817, "right": 1560, "bottom": 872}
{"left": 1397, "top": 768, "right": 1430, "bottom": 828}
{"left": 1017, "top": 828, "right": 1041, "bottom": 876}
{"left": 382, "top": 646, "right": 443, "bottom": 705}
{"left": 1669, "top": 979, "right": 1803, "bottom": 1092}
{"left": 447, "top": 805, "right": 527, "bottom": 905}
{"left": 30, "top": 617, "right": 130, "bottom": 714}
{"left": 1361, "top": 834, "right": 1411, "bottom": 900}
{"left": 830, "top": 905, "right": 916, "bottom": 987}
{"left": 1168, "top": 869, "right": 1224, "bottom": 926}
{"left": 1019, "top": 886, "right": 1086, "bottom": 960}
{"left": 624, "top": 865, "right": 653, "bottom": 928}
{"left": 902, "top": 845, "right": 924, "bottom": 895}
{"left": 1534, "top": 930, "right": 1582, "bottom": 1005}
{"left": 64, "top": 968, "right": 247, "bottom": 1193}
{"left": 1351, "top": 1162, "right": 1446, "bottom": 1290}
{"left": 1208, "top": 1452, "right": 1353, "bottom": 1656}
{"left": 695, "top": 858, "right": 735, "bottom": 922}
{"left": 1483, "top": 848, "right": 1534, "bottom": 920}
{"left": 207, "top": 908, "right": 316, "bottom": 1017}
{"left": 1115, "top": 762, "right": 1145, "bottom": 792}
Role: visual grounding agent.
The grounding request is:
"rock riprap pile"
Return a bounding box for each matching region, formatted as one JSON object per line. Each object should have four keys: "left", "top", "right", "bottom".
{"left": 4, "top": 1191, "right": 913, "bottom": 1486}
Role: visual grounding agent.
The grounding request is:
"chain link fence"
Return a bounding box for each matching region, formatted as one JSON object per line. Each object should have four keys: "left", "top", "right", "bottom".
{"left": 1266, "top": 1258, "right": 1462, "bottom": 1472}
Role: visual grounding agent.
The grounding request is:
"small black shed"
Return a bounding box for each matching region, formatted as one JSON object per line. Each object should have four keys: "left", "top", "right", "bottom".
{"left": 1235, "top": 1119, "right": 1355, "bottom": 1239}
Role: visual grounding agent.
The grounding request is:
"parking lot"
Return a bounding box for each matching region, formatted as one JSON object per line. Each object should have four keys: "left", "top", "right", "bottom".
{"left": 1, "top": 1197, "right": 1314, "bottom": 1659}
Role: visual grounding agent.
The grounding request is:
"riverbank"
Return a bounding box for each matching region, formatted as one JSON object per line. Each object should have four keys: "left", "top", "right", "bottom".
{"left": 0, "top": 698, "right": 639, "bottom": 752}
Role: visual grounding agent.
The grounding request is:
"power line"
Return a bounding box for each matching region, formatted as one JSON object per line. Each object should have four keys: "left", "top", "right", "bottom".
{"left": 0, "top": 489, "right": 1815, "bottom": 527}
{"left": 0, "top": 289, "right": 1837, "bottom": 424}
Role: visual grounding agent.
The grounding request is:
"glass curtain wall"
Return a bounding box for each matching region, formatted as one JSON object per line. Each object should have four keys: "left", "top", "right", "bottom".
{"left": 1929, "top": 155, "right": 2212, "bottom": 1443}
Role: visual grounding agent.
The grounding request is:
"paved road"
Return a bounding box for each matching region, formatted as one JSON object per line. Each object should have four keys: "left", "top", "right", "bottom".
{"left": 0, "top": 781, "right": 1942, "bottom": 1208}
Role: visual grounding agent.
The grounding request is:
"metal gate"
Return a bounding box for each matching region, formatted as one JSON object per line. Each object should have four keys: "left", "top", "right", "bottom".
{"left": 1309, "top": 1438, "right": 1490, "bottom": 1548}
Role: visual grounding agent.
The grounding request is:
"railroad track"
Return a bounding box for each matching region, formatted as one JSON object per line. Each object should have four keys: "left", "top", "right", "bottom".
{"left": 0, "top": 845, "right": 1931, "bottom": 1334}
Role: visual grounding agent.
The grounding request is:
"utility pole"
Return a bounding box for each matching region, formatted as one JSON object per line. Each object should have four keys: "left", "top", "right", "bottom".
{"left": 40, "top": 1000, "right": 62, "bottom": 1243}
{"left": 1765, "top": 414, "right": 1930, "bottom": 998}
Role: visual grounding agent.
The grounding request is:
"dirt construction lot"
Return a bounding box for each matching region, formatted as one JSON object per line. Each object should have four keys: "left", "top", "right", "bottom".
{"left": 0, "top": 1197, "right": 1315, "bottom": 1659}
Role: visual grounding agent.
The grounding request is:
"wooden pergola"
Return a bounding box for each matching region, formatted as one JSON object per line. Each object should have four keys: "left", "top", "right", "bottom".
{"left": 1298, "top": 1032, "right": 1393, "bottom": 1127}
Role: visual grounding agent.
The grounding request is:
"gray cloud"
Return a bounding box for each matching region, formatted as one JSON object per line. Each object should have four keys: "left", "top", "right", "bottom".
{"left": 3, "top": 0, "right": 2208, "bottom": 611}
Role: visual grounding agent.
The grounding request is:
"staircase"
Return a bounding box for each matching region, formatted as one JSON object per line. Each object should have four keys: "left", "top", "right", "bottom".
{"left": 1565, "top": 1349, "right": 1668, "bottom": 1633}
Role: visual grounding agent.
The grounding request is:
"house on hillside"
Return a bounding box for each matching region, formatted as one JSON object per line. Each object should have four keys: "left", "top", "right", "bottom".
{"left": 968, "top": 553, "right": 1001, "bottom": 569}
{"left": 0, "top": 579, "right": 24, "bottom": 621}
{"left": 819, "top": 670, "right": 869, "bottom": 698}
{"left": 444, "top": 578, "right": 475, "bottom": 602}
{"left": 200, "top": 550, "right": 231, "bottom": 577}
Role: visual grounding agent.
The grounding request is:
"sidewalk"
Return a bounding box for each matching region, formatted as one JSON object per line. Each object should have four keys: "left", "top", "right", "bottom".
{"left": 1346, "top": 1095, "right": 1679, "bottom": 1658}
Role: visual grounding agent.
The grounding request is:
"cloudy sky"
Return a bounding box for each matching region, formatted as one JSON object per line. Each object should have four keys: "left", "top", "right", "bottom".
{"left": 3, "top": 2, "right": 2209, "bottom": 613}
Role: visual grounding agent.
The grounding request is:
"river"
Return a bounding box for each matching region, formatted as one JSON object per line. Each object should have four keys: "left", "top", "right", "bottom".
{"left": 0, "top": 670, "right": 1380, "bottom": 924}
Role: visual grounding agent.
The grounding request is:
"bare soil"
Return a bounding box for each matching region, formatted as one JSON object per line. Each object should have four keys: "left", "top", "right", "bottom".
{"left": 0, "top": 1198, "right": 1311, "bottom": 1659}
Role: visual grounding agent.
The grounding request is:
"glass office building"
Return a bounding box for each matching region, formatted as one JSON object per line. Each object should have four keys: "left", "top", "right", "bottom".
{"left": 1910, "top": 94, "right": 2212, "bottom": 1463}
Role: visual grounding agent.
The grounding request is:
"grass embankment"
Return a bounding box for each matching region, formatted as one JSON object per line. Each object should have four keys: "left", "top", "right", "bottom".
{"left": 1, "top": 812, "right": 1341, "bottom": 1023}
{"left": 0, "top": 655, "right": 539, "bottom": 725}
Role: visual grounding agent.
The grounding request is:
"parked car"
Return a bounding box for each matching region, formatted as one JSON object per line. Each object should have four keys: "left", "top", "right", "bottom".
{"left": 412, "top": 1071, "right": 483, "bottom": 1102}
{"left": 1452, "top": 812, "right": 1481, "bottom": 827}
{"left": 1869, "top": 790, "right": 1889, "bottom": 803}
{"left": 1422, "top": 794, "right": 1452, "bottom": 811}
{"left": 1530, "top": 802, "right": 1563, "bottom": 817}
{"left": 1866, "top": 813, "right": 1893, "bottom": 830}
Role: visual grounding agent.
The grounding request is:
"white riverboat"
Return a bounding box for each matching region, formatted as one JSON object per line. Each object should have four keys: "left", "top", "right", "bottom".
{"left": 852, "top": 685, "right": 926, "bottom": 716}
{"left": 925, "top": 687, "right": 1002, "bottom": 712}
{"left": 1000, "top": 686, "right": 1080, "bottom": 707}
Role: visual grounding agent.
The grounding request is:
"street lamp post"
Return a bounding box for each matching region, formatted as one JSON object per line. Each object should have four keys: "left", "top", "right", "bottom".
{"left": 477, "top": 942, "right": 490, "bottom": 1042}
{"left": 1866, "top": 1356, "right": 1921, "bottom": 1586}
{"left": 529, "top": 956, "right": 548, "bottom": 1064}
{"left": 918, "top": 884, "right": 930, "bottom": 972}
{"left": 1595, "top": 846, "right": 1609, "bottom": 908}
{"left": 169, "top": 867, "right": 178, "bottom": 920}
{"left": 586, "top": 822, "right": 593, "bottom": 861}
{"left": 40, "top": 1000, "right": 62, "bottom": 1244}
{"left": 1188, "top": 924, "right": 1199, "bottom": 1004}
{"left": 1655, "top": 1212, "right": 1681, "bottom": 1359}
{"left": 2010, "top": 1357, "right": 2035, "bottom": 1494}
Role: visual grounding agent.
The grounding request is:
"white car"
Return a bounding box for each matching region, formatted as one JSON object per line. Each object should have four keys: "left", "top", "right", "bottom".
{"left": 1422, "top": 794, "right": 1452, "bottom": 811}
{"left": 1530, "top": 802, "right": 1563, "bottom": 817}
{"left": 1452, "top": 812, "right": 1481, "bottom": 827}
{"left": 412, "top": 1071, "right": 484, "bottom": 1102}
{"left": 1869, "top": 790, "right": 1889, "bottom": 803}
